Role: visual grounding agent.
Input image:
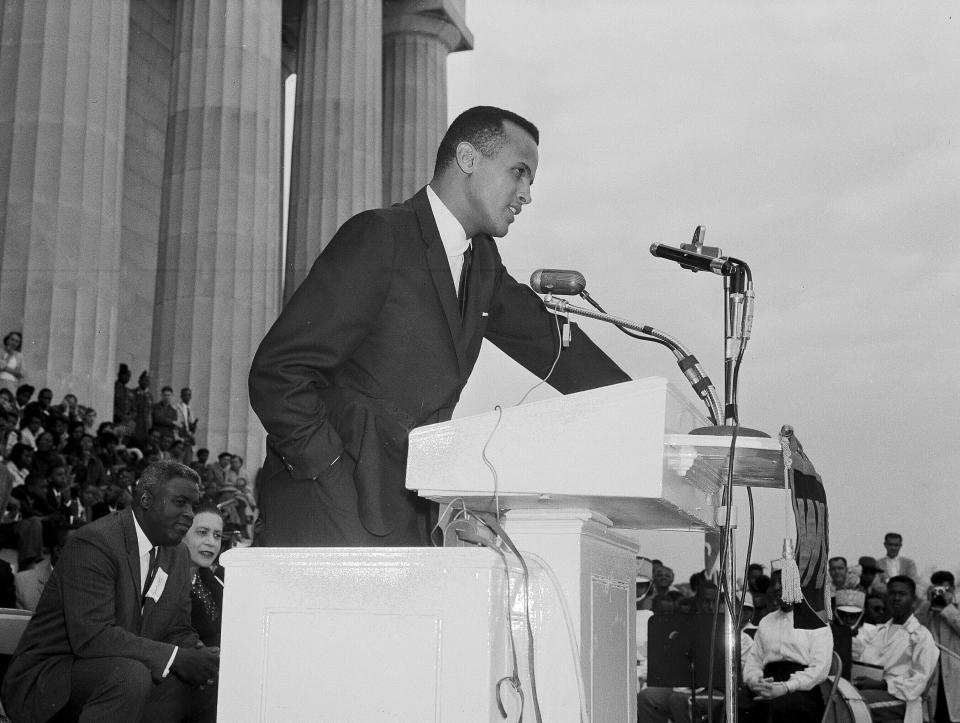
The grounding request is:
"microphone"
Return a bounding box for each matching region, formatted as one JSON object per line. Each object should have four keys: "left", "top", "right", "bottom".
{"left": 530, "top": 269, "right": 586, "bottom": 295}
{"left": 649, "top": 243, "right": 739, "bottom": 276}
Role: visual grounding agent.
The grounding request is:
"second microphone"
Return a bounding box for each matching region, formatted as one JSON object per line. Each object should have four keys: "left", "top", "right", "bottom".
{"left": 530, "top": 269, "right": 586, "bottom": 296}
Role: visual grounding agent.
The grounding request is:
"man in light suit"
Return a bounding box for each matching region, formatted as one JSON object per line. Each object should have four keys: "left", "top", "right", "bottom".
{"left": 249, "top": 106, "right": 630, "bottom": 547}
{"left": 877, "top": 531, "right": 919, "bottom": 586}
{"left": 1, "top": 461, "right": 219, "bottom": 722}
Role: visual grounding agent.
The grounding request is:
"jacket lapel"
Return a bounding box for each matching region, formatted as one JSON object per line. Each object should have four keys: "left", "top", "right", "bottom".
{"left": 121, "top": 510, "right": 144, "bottom": 619}
{"left": 410, "top": 187, "right": 468, "bottom": 373}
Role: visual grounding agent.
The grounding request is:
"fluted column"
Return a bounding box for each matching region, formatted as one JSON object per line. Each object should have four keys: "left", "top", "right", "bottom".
{"left": 152, "top": 0, "right": 282, "bottom": 471}
{"left": 382, "top": 0, "right": 472, "bottom": 205}
{"left": 284, "top": 0, "right": 382, "bottom": 303}
{"left": 0, "top": 0, "right": 130, "bottom": 413}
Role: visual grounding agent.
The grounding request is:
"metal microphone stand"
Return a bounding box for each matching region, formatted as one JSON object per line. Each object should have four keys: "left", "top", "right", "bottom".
{"left": 540, "top": 296, "right": 724, "bottom": 425}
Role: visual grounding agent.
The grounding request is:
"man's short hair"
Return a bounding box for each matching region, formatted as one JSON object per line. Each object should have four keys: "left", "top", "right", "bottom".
{"left": 748, "top": 563, "right": 764, "bottom": 573}
{"left": 161, "top": 386, "right": 173, "bottom": 394}
{"left": 217, "top": 452, "right": 232, "bottom": 460}
{"left": 17, "top": 384, "right": 35, "bottom": 397}
{"left": 434, "top": 106, "right": 539, "bottom": 176}
{"left": 231, "top": 455, "right": 243, "bottom": 465}
{"left": 135, "top": 460, "right": 200, "bottom": 500}
{"left": 884, "top": 532, "right": 902, "bottom": 543}
{"left": 887, "top": 575, "right": 916, "bottom": 596}
{"left": 181, "top": 387, "right": 191, "bottom": 394}
{"left": 829, "top": 556, "right": 847, "bottom": 566}
{"left": 931, "top": 570, "right": 955, "bottom": 587}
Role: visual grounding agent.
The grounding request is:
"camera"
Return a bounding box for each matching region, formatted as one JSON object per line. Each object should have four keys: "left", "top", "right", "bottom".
{"left": 931, "top": 586, "right": 950, "bottom": 606}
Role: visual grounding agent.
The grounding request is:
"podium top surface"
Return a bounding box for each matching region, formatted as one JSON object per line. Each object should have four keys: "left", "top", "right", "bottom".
{"left": 405, "top": 377, "right": 784, "bottom": 531}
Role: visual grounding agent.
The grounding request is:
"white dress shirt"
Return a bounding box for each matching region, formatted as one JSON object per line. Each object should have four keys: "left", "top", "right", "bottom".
{"left": 132, "top": 514, "right": 178, "bottom": 675}
{"left": 742, "top": 607, "right": 833, "bottom": 692}
{"left": 426, "top": 184, "right": 470, "bottom": 294}
{"left": 853, "top": 614, "right": 939, "bottom": 723}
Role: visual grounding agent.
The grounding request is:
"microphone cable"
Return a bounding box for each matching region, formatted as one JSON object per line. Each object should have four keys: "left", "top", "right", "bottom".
{"left": 578, "top": 290, "right": 672, "bottom": 350}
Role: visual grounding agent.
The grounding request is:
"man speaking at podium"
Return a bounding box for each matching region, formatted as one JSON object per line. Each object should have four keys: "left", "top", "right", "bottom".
{"left": 250, "top": 106, "right": 629, "bottom": 548}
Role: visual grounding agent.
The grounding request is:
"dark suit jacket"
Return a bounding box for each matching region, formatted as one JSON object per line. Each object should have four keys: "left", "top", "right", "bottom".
{"left": 1, "top": 509, "right": 198, "bottom": 722}
{"left": 249, "top": 186, "right": 630, "bottom": 536}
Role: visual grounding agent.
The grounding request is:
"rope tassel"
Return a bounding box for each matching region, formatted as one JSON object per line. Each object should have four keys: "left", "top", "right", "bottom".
{"left": 778, "top": 539, "right": 803, "bottom": 604}
{"left": 777, "top": 427, "right": 803, "bottom": 605}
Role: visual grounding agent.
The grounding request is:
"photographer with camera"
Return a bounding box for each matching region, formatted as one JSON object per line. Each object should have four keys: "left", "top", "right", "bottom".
{"left": 917, "top": 571, "right": 960, "bottom": 722}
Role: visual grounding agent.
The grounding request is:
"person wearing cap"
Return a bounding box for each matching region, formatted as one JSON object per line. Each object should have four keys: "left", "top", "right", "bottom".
{"left": 857, "top": 556, "right": 887, "bottom": 595}
{"left": 852, "top": 575, "right": 938, "bottom": 723}
{"left": 876, "top": 532, "right": 919, "bottom": 587}
{"left": 742, "top": 567, "right": 833, "bottom": 723}
{"left": 835, "top": 589, "right": 867, "bottom": 630}
{"left": 916, "top": 571, "right": 960, "bottom": 723}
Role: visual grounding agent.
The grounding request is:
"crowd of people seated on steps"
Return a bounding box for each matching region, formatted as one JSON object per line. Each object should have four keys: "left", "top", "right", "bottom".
{"left": 0, "top": 358, "right": 258, "bottom": 609}
{"left": 637, "top": 537, "right": 960, "bottom": 723}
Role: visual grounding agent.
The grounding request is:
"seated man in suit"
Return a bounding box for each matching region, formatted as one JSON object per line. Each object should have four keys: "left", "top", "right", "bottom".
{"left": 249, "top": 105, "right": 630, "bottom": 548}
{"left": 1, "top": 460, "right": 220, "bottom": 722}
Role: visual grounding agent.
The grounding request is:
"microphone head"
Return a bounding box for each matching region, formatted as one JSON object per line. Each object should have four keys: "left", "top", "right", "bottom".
{"left": 530, "top": 269, "right": 586, "bottom": 295}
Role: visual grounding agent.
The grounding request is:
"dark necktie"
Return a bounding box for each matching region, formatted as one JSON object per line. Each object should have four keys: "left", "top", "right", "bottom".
{"left": 458, "top": 244, "right": 472, "bottom": 318}
{"left": 142, "top": 546, "right": 158, "bottom": 606}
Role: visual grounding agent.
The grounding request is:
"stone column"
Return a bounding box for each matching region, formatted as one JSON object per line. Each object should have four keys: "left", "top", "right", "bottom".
{"left": 152, "top": 0, "right": 282, "bottom": 471}
{"left": 381, "top": 0, "right": 472, "bottom": 205}
{"left": 284, "top": 0, "right": 383, "bottom": 304}
{"left": 0, "top": 0, "right": 130, "bottom": 413}
{"left": 117, "top": 0, "right": 175, "bottom": 375}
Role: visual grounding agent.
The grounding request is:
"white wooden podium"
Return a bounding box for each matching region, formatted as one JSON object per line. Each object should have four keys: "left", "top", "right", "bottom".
{"left": 217, "top": 378, "right": 782, "bottom": 722}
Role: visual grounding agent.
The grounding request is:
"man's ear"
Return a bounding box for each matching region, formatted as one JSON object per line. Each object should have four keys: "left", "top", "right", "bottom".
{"left": 455, "top": 141, "right": 477, "bottom": 174}
{"left": 139, "top": 491, "right": 153, "bottom": 510}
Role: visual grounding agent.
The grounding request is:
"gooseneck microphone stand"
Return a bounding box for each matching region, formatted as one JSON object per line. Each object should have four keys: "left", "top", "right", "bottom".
{"left": 539, "top": 295, "right": 724, "bottom": 426}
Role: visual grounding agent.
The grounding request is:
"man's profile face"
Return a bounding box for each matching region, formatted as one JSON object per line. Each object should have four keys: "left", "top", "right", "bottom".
{"left": 829, "top": 558, "right": 847, "bottom": 588}
{"left": 883, "top": 536, "right": 902, "bottom": 558}
{"left": 139, "top": 476, "right": 199, "bottom": 546}
{"left": 465, "top": 121, "right": 538, "bottom": 238}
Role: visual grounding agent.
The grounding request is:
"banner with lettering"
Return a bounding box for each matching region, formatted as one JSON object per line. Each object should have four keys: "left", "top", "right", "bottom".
{"left": 781, "top": 425, "right": 830, "bottom": 629}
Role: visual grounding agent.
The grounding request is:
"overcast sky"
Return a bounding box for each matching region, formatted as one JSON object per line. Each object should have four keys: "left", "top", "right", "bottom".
{"left": 447, "top": 1, "right": 960, "bottom": 583}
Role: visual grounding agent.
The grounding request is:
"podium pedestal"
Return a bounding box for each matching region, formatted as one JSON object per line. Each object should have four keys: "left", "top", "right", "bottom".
{"left": 216, "top": 547, "right": 514, "bottom": 722}
{"left": 500, "top": 508, "right": 638, "bottom": 723}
